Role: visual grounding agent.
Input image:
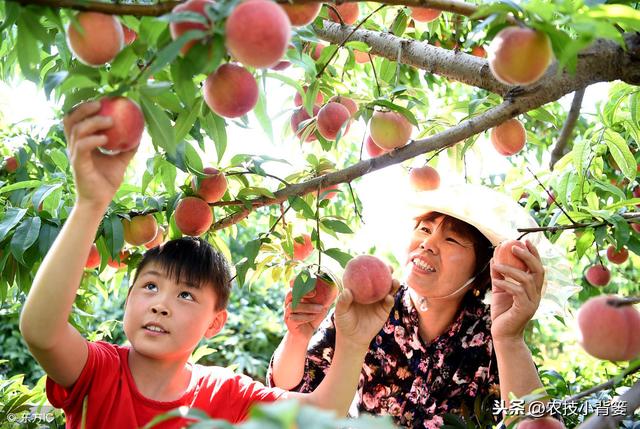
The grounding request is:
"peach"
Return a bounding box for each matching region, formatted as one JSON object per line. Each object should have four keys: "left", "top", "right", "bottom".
{"left": 409, "top": 166, "right": 440, "bottom": 191}
{"left": 203, "top": 63, "right": 258, "bottom": 118}
{"left": 490, "top": 118, "right": 526, "bottom": 156}
{"left": 169, "top": 0, "right": 215, "bottom": 55}
{"left": 66, "top": 12, "right": 124, "bottom": 66}
{"left": 98, "top": 97, "right": 145, "bottom": 154}
{"left": 494, "top": 240, "right": 528, "bottom": 272}
{"left": 488, "top": 27, "right": 553, "bottom": 85}
{"left": 517, "top": 417, "right": 566, "bottom": 429}
{"left": 343, "top": 255, "right": 392, "bottom": 304}
{"left": 317, "top": 102, "right": 351, "bottom": 140}
{"left": 471, "top": 45, "right": 486, "bottom": 58}
{"left": 328, "top": 95, "right": 357, "bottom": 118}
{"left": 410, "top": 7, "right": 441, "bottom": 23}
{"left": 291, "top": 105, "right": 320, "bottom": 142}
{"left": 175, "top": 197, "right": 213, "bottom": 236}
{"left": 633, "top": 186, "right": 640, "bottom": 208}
{"left": 577, "top": 295, "right": 640, "bottom": 361}
{"left": 606, "top": 245, "right": 629, "bottom": 265}
{"left": 145, "top": 226, "right": 166, "bottom": 249}
{"left": 191, "top": 167, "right": 228, "bottom": 203}
{"left": 354, "top": 50, "right": 369, "bottom": 63}
{"left": 271, "top": 60, "right": 291, "bottom": 70}
{"left": 327, "top": 3, "right": 359, "bottom": 25}
{"left": 585, "top": 264, "right": 610, "bottom": 287}
{"left": 365, "top": 134, "right": 387, "bottom": 157}
{"left": 107, "top": 249, "right": 130, "bottom": 269}
{"left": 85, "top": 244, "right": 101, "bottom": 269}
{"left": 292, "top": 234, "right": 313, "bottom": 260}
{"left": 368, "top": 110, "right": 413, "bottom": 150}
{"left": 122, "top": 25, "right": 137, "bottom": 45}
{"left": 316, "top": 184, "right": 339, "bottom": 200}
{"left": 311, "top": 43, "right": 326, "bottom": 61}
{"left": 294, "top": 86, "right": 324, "bottom": 107}
{"left": 225, "top": 0, "right": 291, "bottom": 68}
{"left": 303, "top": 277, "right": 338, "bottom": 306}
{"left": 123, "top": 214, "right": 158, "bottom": 246}
{"left": 4, "top": 156, "right": 18, "bottom": 173}
{"left": 280, "top": 2, "right": 321, "bottom": 26}
{"left": 633, "top": 223, "right": 640, "bottom": 234}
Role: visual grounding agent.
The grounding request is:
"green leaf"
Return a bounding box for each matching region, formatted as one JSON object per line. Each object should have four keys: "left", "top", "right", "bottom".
{"left": 603, "top": 129, "right": 636, "bottom": 181}
{"left": 140, "top": 29, "right": 206, "bottom": 81}
{"left": 291, "top": 270, "right": 317, "bottom": 309}
{"left": 321, "top": 219, "right": 353, "bottom": 234}
{"left": 0, "top": 179, "right": 42, "bottom": 194}
{"left": 31, "top": 183, "right": 63, "bottom": 210}
{"left": 38, "top": 223, "right": 60, "bottom": 256}
{"left": 323, "top": 248, "right": 353, "bottom": 268}
{"left": 175, "top": 98, "right": 203, "bottom": 143}
{"left": 235, "top": 238, "right": 261, "bottom": 287}
{"left": 15, "top": 14, "right": 40, "bottom": 82}
{"left": 140, "top": 94, "right": 176, "bottom": 155}
{"left": 254, "top": 81, "right": 273, "bottom": 142}
{"left": 576, "top": 228, "right": 594, "bottom": 259}
{"left": 571, "top": 138, "right": 588, "bottom": 179}
{"left": 171, "top": 59, "right": 198, "bottom": 105}
{"left": 370, "top": 99, "right": 419, "bottom": 126}
{"left": 10, "top": 216, "right": 41, "bottom": 264}
{"left": 288, "top": 196, "right": 315, "bottom": 219}
{"left": 103, "top": 214, "right": 124, "bottom": 258}
{"left": 201, "top": 111, "right": 227, "bottom": 162}
{"left": 610, "top": 215, "right": 631, "bottom": 247}
{"left": 0, "top": 208, "right": 28, "bottom": 241}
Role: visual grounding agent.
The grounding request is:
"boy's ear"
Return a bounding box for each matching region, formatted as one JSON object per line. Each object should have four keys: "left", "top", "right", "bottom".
{"left": 204, "top": 309, "right": 227, "bottom": 339}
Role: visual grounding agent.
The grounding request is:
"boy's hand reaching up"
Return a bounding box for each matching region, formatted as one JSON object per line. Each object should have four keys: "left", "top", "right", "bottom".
{"left": 64, "top": 101, "right": 138, "bottom": 210}
{"left": 333, "top": 279, "right": 400, "bottom": 351}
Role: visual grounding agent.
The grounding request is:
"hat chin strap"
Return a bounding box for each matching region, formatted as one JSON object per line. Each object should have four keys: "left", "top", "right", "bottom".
{"left": 414, "top": 276, "right": 476, "bottom": 312}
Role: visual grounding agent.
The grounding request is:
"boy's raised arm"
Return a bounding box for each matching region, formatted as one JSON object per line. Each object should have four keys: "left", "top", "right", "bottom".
{"left": 19, "top": 101, "right": 136, "bottom": 388}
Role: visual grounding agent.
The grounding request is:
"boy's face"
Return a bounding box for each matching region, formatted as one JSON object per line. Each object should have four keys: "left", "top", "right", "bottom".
{"left": 123, "top": 263, "right": 227, "bottom": 361}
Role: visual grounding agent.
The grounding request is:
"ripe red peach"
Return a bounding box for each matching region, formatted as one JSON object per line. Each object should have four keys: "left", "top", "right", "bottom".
{"left": 144, "top": 225, "right": 166, "bottom": 249}
{"left": 271, "top": 60, "right": 291, "bottom": 70}
{"left": 517, "top": 417, "right": 566, "bottom": 429}
{"left": 490, "top": 118, "right": 526, "bottom": 156}
{"left": 280, "top": 2, "right": 321, "bottom": 26}
{"left": 315, "top": 184, "right": 339, "bottom": 200}
{"left": 4, "top": 156, "right": 18, "bottom": 173}
{"left": 294, "top": 86, "right": 324, "bottom": 107}
{"left": 327, "top": 3, "right": 359, "bottom": 25}
{"left": 354, "top": 50, "right": 369, "bottom": 63}
{"left": 169, "top": 0, "right": 215, "bottom": 55}
{"left": 85, "top": 244, "right": 101, "bottom": 269}
{"left": 409, "top": 166, "right": 440, "bottom": 191}
{"left": 66, "top": 12, "right": 124, "bottom": 66}
{"left": 577, "top": 295, "right": 640, "bottom": 361}
{"left": 175, "top": 197, "right": 213, "bottom": 236}
{"left": 123, "top": 215, "right": 158, "bottom": 246}
{"left": 585, "top": 264, "right": 611, "bottom": 287}
{"left": 107, "top": 249, "right": 130, "bottom": 269}
{"left": 291, "top": 105, "right": 320, "bottom": 142}
{"left": 365, "top": 134, "right": 388, "bottom": 157}
{"left": 293, "top": 234, "right": 313, "bottom": 260}
{"left": 494, "top": 240, "right": 528, "bottom": 272}
{"left": 317, "top": 102, "right": 351, "bottom": 140}
{"left": 606, "top": 245, "right": 629, "bottom": 265}
{"left": 410, "top": 7, "right": 441, "bottom": 23}
{"left": 328, "top": 95, "right": 357, "bottom": 118}
{"left": 303, "top": 277, "right": 338, "bottom": 306}
{"left": 471, "top": 45, "right": 486, "bottom": 58}
{"left": 203, "top": 63, "right": 258, "bottom": 118}
{"left": 191, "top": 167, "right": 228, "bottom": 203}
{"left": 121, "top": 25, "right": 137, "bottom": 45}
{"left": 311, "top": 43, "right": 326, "bottom": 61}
{"left": 225, "top": 0, "right": 291, "bottom": 68}
{"left": 633, "top": 223, "right": 640, "bottom": 234}
{"left": 368, "top": 111, "right": 413, "bottom": 150}
{"left": 488, "top": 27, "right": 553, "bottom": 86}
{"left": 633, "top": 186, "right": 640, "bottom": 208}
{"left": 98, "top": 97, "right": 145, "bottom": 154}
{"left": 343, "top": 255, "right": 393, "bottom": 304}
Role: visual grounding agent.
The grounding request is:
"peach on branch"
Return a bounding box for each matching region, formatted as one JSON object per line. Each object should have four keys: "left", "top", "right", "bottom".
{"left": 122, "top": 25, "right": 137, "bottom": 45}
{"left": 192, "top": 167, "right": 228, "bottom": 203}
{"left": 494, "top": 240, "right": 528, "bottom": 272}
{"left": 169, "top": 0, "right": 215, "bottom": 55}
{"left": 328, "top": 95, "right": 358, "bottom": 118}
{"left": 145, "top": 226, "right": 166, "bottom": 249}
{"left": 98, "top": 97, "right": 145, "bottom": 154}
{"left": 368, "top": 110, "right": 413, "bottom": 150}
{"left": 633, "top": 186, "right": 640, "bottom": 208}
{"left": 4, "top": 156, "right": 18, "bottom": 173}
{"left": 107, "top": 249, "right": 130, "bottom": 269}
{"left": 294, "top": 86, "right": 324, "bottom": 107}
{"left": 577, "top": 295, "right": 640, "bottom": 361}
{"left": 291, "top": 105, "right": 320, "bottom": 142}
{"left": 280, "top": 2, "right": 321, "bottom": 26}
{"left": 606, "top": 245, "right": 629, "bottom": 265}
{"left": 327, "top": 3, "right": 359, "bottom": 25}
{"left": 488, "top": 27, "right": 553, "bottom": 86}
{"left": 122, "top": 214, "right": 158, "bottom": 246}
{"left": 343, "top": 255, "right": 393, "bottom": 304}
{"left": 585, "top": 264, "right": 610, "bottom": 287}
{"left": 310, "top": 43, "right": 326, "bottom": 61}
{"left": 203, "top": 63, "right": 258, "bottom": 118}
{"left": 316, "top": 102, "right": 351, "bottom": 140}
{"left": 315, "top": 184, "right": 339, "bottom": 200}
{"left": 175, "top": 197, "right": 213, "bottom": 236}
{"left": 225, "top": 0, "right": 291, "bottom": 68}
{"left": 409, "top": 166, "right": 440, "bottom": 191}
{"left": 292, "top": 234, "right": 313, "bottom": 260}
{"left": 353, "top": 50, "right": 369, "bottom": 63}
{"left": 471, "top": 46, "right": 486, "bottom": 58}
{"left": 85, "top": 244, "right": 101, "bottom": 269}
{"left": 490, "top": 118, "right": 526, "bottom": 156}
{"left": 271, "top": 60, "right": 291, "bottom": 71}
{"left": 66, "top": 12, "right": 124, "bottom": 66}
{"left": 633, "top": 223, "right": 640, "bottom": 234}
{"left": 364, "top": 134, "right": 387, "bottom": 158}
{"left": 410, "top": 7, "right": 441, "bottom": 23}
{"left": 303, "top": 276, "right": 338, "bottom": 306}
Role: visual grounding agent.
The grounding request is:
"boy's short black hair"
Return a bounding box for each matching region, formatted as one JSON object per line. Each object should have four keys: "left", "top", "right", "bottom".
{"left": 132, "top": 237, "right": 232, "bottom": 311}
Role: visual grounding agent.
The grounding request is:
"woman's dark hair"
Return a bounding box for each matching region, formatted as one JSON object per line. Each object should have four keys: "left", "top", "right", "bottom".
{"left": 416, "top": 212, "right": 494, "bottom": 298}
{"left": 132, "top": 237, "right": 232, "bottom": 310}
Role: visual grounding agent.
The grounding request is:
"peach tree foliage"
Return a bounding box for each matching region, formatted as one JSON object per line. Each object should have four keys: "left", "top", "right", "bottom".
{"left": 0, "top": 0, "right": 640, "bottom": 427}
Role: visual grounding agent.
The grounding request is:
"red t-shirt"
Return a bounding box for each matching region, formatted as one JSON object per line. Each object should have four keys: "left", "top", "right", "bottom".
{"left": 46, "top": 341, "right": 286, "bottom": 428}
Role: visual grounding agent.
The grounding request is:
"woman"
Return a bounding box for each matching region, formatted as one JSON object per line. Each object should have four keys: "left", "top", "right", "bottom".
{"left": 267, "top": 184, "right": 571, "bottom": 428}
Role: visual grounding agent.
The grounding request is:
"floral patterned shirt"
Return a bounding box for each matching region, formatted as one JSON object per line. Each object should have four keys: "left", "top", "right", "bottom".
{"left": 267, "top": 285, "right": 501, "bottom": 428}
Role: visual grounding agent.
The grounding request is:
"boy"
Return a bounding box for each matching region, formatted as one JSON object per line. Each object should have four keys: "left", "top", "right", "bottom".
{"left": 19, "top": 102, "right": 399, "bottom": 428}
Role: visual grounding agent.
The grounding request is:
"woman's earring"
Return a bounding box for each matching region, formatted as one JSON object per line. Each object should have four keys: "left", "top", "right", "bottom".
{"left": 473, "top": 288, "right": 480, "bottom": 297}
{"left": 418, "top": 296, "right": 428, "bottom": 311}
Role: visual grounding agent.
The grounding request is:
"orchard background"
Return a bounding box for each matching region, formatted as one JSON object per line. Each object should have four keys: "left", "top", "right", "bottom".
{"left": 0, "top": 0, "right": 640, "bottom": 427}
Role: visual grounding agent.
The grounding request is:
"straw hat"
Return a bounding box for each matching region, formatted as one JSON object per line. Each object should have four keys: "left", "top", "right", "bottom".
{"left": 405, "top": 183, "right": 580, "bottom": 317}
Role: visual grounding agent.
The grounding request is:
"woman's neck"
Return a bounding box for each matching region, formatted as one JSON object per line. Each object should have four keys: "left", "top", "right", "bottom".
{"left": 410, "top": 290, "right": 464, "bottom": 344}
{"left": 128, "top": 348, "right": 194, "bottom": 402}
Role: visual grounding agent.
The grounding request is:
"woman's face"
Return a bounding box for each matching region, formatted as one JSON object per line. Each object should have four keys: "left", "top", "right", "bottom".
{"left": 404, "top": 214, "right": 478, "bottom": 299}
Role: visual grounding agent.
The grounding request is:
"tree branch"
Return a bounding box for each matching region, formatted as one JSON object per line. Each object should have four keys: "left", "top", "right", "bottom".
{"left": 549, "top": 88, "right": 586, "bottom": 170}
{"left": 516, "top": 212, "right": 640, "bottom": 234}
{"left": 576, "top": 378, "right": 640, "bottom": 429}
